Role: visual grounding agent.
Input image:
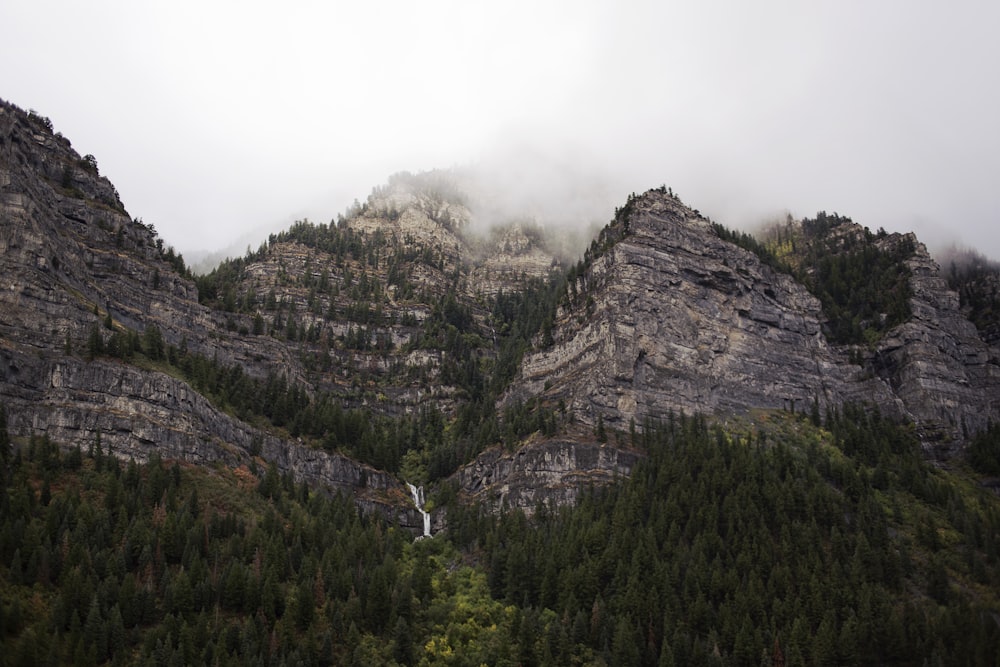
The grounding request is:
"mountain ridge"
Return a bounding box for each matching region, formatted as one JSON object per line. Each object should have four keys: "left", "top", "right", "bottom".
{"left": 2, "top": 98, "right": 999, "bottom": 523}
{"left": 504, "top": 187, "right": 999, "bottom": 457}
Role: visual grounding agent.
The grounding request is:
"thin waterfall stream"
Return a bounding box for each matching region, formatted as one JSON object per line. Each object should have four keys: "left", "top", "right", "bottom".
{"left": 407, "top": 483, "right": 431, "bottom": 538}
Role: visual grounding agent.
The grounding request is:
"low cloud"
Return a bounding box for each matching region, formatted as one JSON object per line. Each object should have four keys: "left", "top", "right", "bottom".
{"left": 3, "top": 1, "right": 998, "bottom": 261}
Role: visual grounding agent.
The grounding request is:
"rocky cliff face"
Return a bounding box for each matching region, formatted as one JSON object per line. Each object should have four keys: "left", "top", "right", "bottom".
{"left": 3, "top": 100, "right": 997, "bottom": 530}
{"left": 503, "top": 189, "right": 1000, "bottom": 454}
{"left": 506, "top": 190, "right": 897, "bottom": 427}
{"left": 455, "top": 430, "right": 641, "bottom": 515}
{"left": 0, "top": 101, "right": 580, "bottom": 527}
{"left": 0, "top": 103, "right": 301, "bottom": 378}
{"left": 467, "top": 222, "right": 564, "bottom": 296}
{"left": 192, "top": 171, "right": 568, "bottom": 418}
{"left": 872, "top": 240, "right": 1000, "bottom": 452}
{"left": 0, "top": 101, "right": 412, "bottom": 515}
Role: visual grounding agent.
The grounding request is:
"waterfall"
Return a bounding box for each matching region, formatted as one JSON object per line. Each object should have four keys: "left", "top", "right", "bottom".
{"left": 407, "top": 483, "right": 431, "bottom": 538}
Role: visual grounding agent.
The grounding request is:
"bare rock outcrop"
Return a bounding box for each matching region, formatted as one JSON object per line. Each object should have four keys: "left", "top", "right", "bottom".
{"left": 0, "top": 100, "right": 411, "bottom": 515}
{"left": 0, "top": 343, "right": 404, "bottom": 498}
{"left": 506, "top": 189, "right": 1000, "bottom": 455}
{"left": 455, "top": 433, "right": 641, "bottom": 514}
{"left": 507, "top": 190, "right": 898, "bottom": 431}
{"left": 4, "top": 99, "right": 998, "bottom": 527}
{"left": 873, "top": 241, "right": 1000, "bottom": 452}
{"left": 468, "top": 222, "right": 562, "bottom": 296}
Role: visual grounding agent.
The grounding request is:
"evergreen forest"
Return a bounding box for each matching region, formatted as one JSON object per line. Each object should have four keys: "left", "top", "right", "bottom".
{"left": 712, "top": 212, "right": 914, "bottom": 347}
{"left": 2, "top": 402, "right": 1000, "bottom": 666}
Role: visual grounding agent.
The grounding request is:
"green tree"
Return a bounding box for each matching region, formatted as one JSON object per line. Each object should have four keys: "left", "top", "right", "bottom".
{"left": 611, "top": 616, "right": 639, "bottom": 666}
{"left": 0, "top": 403, "right": 9, "bottom": 463}
{"left": 86, "top": 323, "right": 104, "bottom": 360}
{"left": 143, "top": 324, "right": 164, "bottom": 360}
{"left": 927, "top": 556, "right": 950, "bottom": 604}
{"left": 83, "top": 596, "right": 108, "bottom": 663}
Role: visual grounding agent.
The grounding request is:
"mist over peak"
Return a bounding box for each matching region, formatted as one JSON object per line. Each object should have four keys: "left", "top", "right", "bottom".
{"left": 362, "top": 146, "right": 628, "bottom": 264}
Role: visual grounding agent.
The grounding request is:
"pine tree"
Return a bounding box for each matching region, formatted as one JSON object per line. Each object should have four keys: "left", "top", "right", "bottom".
{"left": 0, "top": 403, "right": 9, "bottom": 463}
{"left": 143, "top": 324, "right": 164, "bottom": 360}
{"left": 596, "top": 415, "right": 607, "bottom": 443}
{"left": 392, "top": 616, "right": 412, "bottom": 665}
{"left": 83, "top": 596, "right": 107, "bottom": 663}
{"left": 86, "top": 323, "right": 104, "bottom": 360}
{"left": 611, "top": 616, "right": 640, "bottom": 666}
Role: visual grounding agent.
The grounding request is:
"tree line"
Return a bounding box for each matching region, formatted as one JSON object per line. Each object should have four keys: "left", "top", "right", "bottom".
{"left": 447, "top": 407, "right": 1000, "bottom": 666}
{"left": 713, "top": 212, "right": 914, "bottom": 346}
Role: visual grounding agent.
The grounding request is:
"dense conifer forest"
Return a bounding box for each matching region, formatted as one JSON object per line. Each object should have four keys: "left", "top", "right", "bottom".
{"left": 946, "top": 251, "right": 1000, "bottom": 344}
{"left": 712, "top": 212, "right": 914, "bottom": 346}
{"left": 2, "top": 402, "right": 999, "bottom": 666}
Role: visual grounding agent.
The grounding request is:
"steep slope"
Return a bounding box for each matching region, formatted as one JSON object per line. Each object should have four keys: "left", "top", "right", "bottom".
{"left": 943, "top": 248, "right": 1000, "bottom": 396}
{"left": 193, "top": 171, "right": 566, "bottom": 420}
{"left": 187, "top": 171, "right": 579, "bottom": 487}
{"left": 0, "top": 100, "right": 587, "bottom": 525}
{"left": 4, "top": 96, "right": 997, "bottom": 534}
{"left": 454, "top": 428, "right": 641, "bottom": 514}
{"left": 752, "top": 212, "right": 1000, "bottom": 451}
{"left": 505, "top": 189, "right": 896, "bottom": 428}
{"left": 872, "top": 241, "right": 1000, "bottom": 451}
{"left": 503, "top": 188, "right": 1000, "bottom": 454}
{"left": 944, "top": 248, "right": 1000, "bottom": 347}
{"left": 0, "top": 100, "right": 419, "bottom": 521}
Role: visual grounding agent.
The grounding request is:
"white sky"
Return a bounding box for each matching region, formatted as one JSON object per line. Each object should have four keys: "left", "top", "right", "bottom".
{"left": 3, "top": 0, "right": 999, "bottom": 260}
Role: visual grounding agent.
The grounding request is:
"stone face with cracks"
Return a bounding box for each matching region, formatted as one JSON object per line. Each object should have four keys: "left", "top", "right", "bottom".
{"left": 507, "top": 192, "right": 896, "bottom": 429}
{"left": 3, "top": 100, "right": 999, "bottom": 528}
{"left": 504, "top": 190, "right": 999, "bottom": 453}
{"left": 0, "top": 100, "right": 576, "bottom": 525}
{"left": 0, "top": 101, "right": 413, "bottom": 521}
{"left": 455, "top": 433, "right": 641, "bottom": 515}
{"left": 1, "top": 347, "right": 401, "bottom": 495}
{"left": 871, "top": 241, "right": 1000, "bottom": 453}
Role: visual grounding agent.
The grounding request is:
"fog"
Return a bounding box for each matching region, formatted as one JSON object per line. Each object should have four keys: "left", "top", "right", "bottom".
{"left": 2, "top": 1, "right": 998, "bottom": 262}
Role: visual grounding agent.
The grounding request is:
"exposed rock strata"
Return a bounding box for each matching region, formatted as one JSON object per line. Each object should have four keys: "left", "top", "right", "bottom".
{"left": 0, "top": 343, "right": 404, "bottom": 494}
{"left": 872, "top": 240, "right": 1000, "bottom": 451}
{"left": 455, "top": 434, "right": 641, "bottom": 515}
{"left": 507, "top": 191, "right": 898, "bottom": 429}
{"left": 467, "top": 222, "right": 562, "bottom": 296}
{"left": 3, "top": 99, "right": 999, "bottom": 528}
{"left": 0, "top": 101, "right": 411, "bottom": 518}
{"left": 0, "top": 103, "right": 300, "bottom": 380}
{"left": 0, "top": 101, "right": 576, "bottom": 524}
{"left": 506, "top": 190, "right": 1000, "bottom": 453}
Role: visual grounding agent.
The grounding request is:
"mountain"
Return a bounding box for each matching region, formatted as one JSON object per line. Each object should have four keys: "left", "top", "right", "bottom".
{"left": 4, "top": 99, "right": 1000, "bottom": 664}
{"left": 0, "top": 101, "right": 432, "bottom": 528}
{"left": 3, "top": 99, "right": 1000, "bottom": 509}
{"left": 505, "top": 190, "right": 1000, "bottom": 460}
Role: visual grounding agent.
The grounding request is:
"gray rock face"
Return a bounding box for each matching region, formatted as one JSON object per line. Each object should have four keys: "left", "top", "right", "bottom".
{"left": 0, "top": 103, "right": 299, "bottom": 378}
{"left": 873, "top": 240, "right": 1000, "bottom": 451}
{"left": 0, "top": 100, "right": 411, "bottom": 518}
{"left": 505, "top": 190, "right": 999, "bottom": 454}
{"left": 0, "top": 343, "right": 401, "bottom": 484}
{"left": 468, "top": 222, "right": 562, "bottom": 296}
{"left": 3, "top": 99, "right": 998, "bottom": 529}
{"left": 0, "top": 101, "right": 573, "bottom": 524}
{"left": 507, "top": 191, "right": 897, "bottom": 429}
{"left": 455, "top": 433, "right": 641, "bottom": 514}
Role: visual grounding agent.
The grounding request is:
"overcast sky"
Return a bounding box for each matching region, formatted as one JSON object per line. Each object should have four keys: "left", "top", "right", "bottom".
{"left": 3, "top": 0, "right": 999, "bottom": 261}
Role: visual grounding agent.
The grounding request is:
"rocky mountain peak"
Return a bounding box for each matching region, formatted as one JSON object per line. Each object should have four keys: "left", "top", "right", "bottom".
{"left": 347, "top": 173, "right": 470, "bottom": 266}
{"left": 507, "top": 187, "right": 882, "bottom": 428}
{"left": 505, "top": 187, "right": 999, "bottom": 453}
{"left": 2, "top": 98, "right": 998, "bottom": 535}
{"left": 0, "top": 99, "right": 430, "bottom": 525}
